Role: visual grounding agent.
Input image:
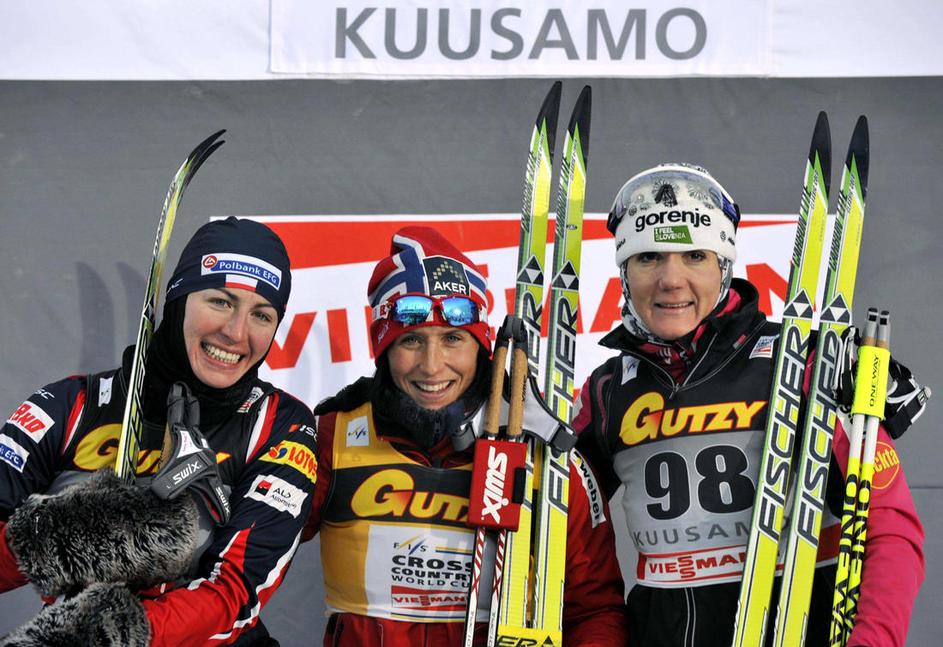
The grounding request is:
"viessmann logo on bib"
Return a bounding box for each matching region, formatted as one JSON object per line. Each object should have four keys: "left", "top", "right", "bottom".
{"left": 201, "top": 253, "right": 282, "bottom": 290}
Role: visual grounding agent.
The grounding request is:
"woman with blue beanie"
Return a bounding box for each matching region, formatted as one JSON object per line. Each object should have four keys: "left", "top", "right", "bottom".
{"left": 0, "top": 217, "right": 316, "bottom": 647}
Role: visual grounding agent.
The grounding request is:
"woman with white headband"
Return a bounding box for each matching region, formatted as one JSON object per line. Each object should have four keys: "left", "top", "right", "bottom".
{"left": 572, "top": 163, "right": 925, "bottom": 647}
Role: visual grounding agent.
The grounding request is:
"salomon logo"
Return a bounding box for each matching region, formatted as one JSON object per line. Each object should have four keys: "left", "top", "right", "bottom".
{"left": 481, "top": 445, "right": 510, "bottom": 523}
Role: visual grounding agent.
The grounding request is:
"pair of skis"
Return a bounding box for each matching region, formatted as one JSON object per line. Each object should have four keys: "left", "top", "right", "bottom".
{"left": 114, "top": 131, "right": 225, "bottom": 481}
{"left": 732, "top": 112, "right": 869, "bottom": 646}
{"left": 463, "top": 82, "right": 591, "bottom": 647}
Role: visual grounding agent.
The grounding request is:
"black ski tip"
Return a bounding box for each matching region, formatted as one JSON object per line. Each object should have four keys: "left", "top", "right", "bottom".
{"left": 182, "top": 130, "right": 226, "bottom": 191}
{"left": 568, "top": 85, "right": 592, "bottom": 163}
{"left": 809, "top": 111, "right": 832, "bottom": 199}
{"left": 846, "top": 115, "right": 869, "bottom": 200}
{"left": 537, "top": 82, "right": 563, "bottom": 161}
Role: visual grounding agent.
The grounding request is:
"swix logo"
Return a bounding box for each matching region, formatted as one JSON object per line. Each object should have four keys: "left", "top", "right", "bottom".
{"left": 351, "top": 469, "right": 468, "bottom": 524}
{"left": 171, "top": 459, "right": 203, "bottom": 486}
{"left": 619, "top": 391, "right": 766, "bottom": 447}
{"left": 6, "top": 401, "right": 55, "bottom": 442}
{"left": 481, "top": 445, "right": 510, "bottom": 523}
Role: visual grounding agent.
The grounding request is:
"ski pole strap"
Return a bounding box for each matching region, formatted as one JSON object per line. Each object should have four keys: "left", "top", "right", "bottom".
{"left": 884, "top": 384, "right": 932, "bottom": 439}
{"left": 151, "top": 382, "right": 231, "bottom": 525}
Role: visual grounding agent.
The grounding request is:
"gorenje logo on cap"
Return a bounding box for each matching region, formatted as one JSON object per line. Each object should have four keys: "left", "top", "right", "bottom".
{"left": 635, "top": 209, "right": 711, "bottom": 233}
{"left": 654, "top": 226, "right": 693, "bottom": 244}
{"left": 201, "top": 253, "right": 282, "bottom": 290}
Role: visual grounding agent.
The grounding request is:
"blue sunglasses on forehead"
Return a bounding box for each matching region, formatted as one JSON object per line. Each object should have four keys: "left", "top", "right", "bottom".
{"left": 375, "top": 294, "right": 482, "bottom": 327}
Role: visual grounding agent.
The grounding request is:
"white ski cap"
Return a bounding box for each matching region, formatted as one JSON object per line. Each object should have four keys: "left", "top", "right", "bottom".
{"left": 608, "top": 163, "right": 740, "bottom": 267}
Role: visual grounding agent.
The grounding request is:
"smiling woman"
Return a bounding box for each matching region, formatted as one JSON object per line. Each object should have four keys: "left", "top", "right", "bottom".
{"left": 300, "top": 226, "right": 629, "bottom": 646}
{"left": 0, "top": 215, "right": 320, "bottom": 647}
{"left": 184, "top": 287, "right": 279, "bottom": 389}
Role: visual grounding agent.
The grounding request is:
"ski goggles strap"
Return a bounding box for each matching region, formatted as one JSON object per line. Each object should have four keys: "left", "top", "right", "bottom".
{"left": 373, "top": 293, "right": 485, "bottom": 327}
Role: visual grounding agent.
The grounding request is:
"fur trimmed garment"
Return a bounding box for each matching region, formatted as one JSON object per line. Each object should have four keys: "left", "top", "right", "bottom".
{"left": 0, "top": 583, "right": 150, "bottom": 646}
{"left": 6, "top": 469, "right": 198, "bottom": 596}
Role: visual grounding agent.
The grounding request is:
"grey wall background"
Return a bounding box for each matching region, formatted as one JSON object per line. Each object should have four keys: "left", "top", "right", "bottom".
{"left": 1, "top": 78, "right": 940, "bottom": 643}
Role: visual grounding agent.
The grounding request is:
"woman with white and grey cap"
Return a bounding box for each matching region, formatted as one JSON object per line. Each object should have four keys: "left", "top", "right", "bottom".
{"left": 572, "top": 163, "right": 924, "bottom": 646}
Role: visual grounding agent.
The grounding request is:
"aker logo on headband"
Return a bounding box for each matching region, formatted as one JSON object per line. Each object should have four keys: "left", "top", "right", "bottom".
{"left": 423, "top": 256, "right": 470, "bottom": 296}
{"left": 654, "top": 226, "right": 693, "bottom": 244}
{"left": 201, "top": 253, "right": 282, "bottom": 291}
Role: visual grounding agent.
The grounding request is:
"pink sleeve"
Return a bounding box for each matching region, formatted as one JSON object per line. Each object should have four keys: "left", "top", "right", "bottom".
{"left": 831, "top": 418, "right": 925, "bottom": 647}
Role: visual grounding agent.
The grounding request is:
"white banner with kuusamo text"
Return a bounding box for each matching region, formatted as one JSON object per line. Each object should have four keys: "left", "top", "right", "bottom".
{"left": 271, "top": 0, "right": 769, "bottom": 78}
{"left": 2, "top": 1, "right": 940, "bottom": 79}
{"left": 248, "top": 214, "right": 824, "bottom": 411}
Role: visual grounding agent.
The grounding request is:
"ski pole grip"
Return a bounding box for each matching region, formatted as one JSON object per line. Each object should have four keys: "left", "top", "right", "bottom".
{"left": 506, "top": 345, "right": 529, "bottom": 440}
{"left": 485, "top": 345, "right": 508, "bottom": 438}
{"left": 485, "top": 317, "right": 518, "bottom": 437}
{"left": 851, "top": 310, "right": 891, "bottom": 419}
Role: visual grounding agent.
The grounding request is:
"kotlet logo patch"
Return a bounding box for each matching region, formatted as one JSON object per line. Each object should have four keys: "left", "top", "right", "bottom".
{"left": 423, "top": 257, "right": 469, "bottom": 296}
{"left": 201, "top": 253, "right": 282, "bottom": 291}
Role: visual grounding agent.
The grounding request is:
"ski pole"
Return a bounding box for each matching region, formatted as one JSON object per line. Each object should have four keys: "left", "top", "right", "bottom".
{"left": 829, "top": 307, "right": 889, "bottom": 645}
{"left": 844, "top": 310, "right": 891, "bottom": 640}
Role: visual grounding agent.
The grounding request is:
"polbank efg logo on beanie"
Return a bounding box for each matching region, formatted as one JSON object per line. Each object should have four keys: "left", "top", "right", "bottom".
{"left": 611, "top": 163, "right": 740, "bottom": 268}
{"left": 200, "top": 253, "right": 283, "bottom": 292}
{"left": 165, "top": 217, "right": 292, "bottom": 318}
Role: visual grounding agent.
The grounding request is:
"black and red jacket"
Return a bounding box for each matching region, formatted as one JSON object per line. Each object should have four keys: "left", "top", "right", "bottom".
{"left": 0, "top": 360, "right": 318, "bottom": 646}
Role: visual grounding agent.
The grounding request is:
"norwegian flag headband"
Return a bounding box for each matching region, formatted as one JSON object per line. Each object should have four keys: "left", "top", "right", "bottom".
{"left": 367, "top": 226, "right": 491, "bottom": 359}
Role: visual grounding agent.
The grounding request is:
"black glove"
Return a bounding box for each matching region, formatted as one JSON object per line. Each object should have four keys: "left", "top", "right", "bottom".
{"left": 150, "top": 382, "right": 231, "bottom": 525}
{"left": 0, "top": 583, "right": 150, "bottom": 647}
{"left": 836, "top": 326, "right": 932, "bottom": 438}
{"left": 6, "top": 469, "right": 198, "bottom": 596}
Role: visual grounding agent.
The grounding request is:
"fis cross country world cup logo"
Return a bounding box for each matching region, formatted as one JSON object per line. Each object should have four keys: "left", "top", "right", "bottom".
{"left": 201, "top": 252, "right": 282, "bottom": 290}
